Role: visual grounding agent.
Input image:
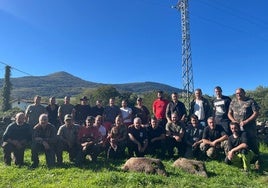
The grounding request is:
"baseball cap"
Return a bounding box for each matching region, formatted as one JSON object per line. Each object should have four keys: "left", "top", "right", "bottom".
{"left": 64, "top": 114, "right": 72, "bottom": 121}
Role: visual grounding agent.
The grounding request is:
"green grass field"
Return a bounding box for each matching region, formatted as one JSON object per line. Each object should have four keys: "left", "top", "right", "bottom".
{"left": 0, "top": 144, "right": 268, "bottom": 188}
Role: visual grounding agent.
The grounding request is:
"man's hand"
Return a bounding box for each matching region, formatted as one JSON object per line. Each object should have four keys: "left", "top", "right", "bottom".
{"left": 42, "top": 141, "right": 50, "bottom": 150}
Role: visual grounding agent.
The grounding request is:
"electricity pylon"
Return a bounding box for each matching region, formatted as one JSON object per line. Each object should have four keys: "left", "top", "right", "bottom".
{"left": 172, "top": 0, "right": 194, "bottom": 111}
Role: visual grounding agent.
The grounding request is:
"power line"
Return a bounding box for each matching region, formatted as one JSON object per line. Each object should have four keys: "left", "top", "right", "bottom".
{"left": 190, "top": 0, "right": 268, "bottom": 42}
{"left": 0, "top": 61, "right": 33, "bottom": 77}
{"left": 192, "top": 0, "right": 268, "bottom": 30}
{"left": 201, "top": 0, "right": 268, "bottom": 29}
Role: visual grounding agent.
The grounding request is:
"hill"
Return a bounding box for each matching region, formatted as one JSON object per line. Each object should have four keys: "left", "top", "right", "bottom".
{"left": 0, "top": 71, "right": 183, "bottom": 99}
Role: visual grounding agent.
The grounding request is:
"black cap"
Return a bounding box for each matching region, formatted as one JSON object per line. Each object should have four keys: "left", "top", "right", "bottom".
{"left": 137, "top": 97, "right": 142, "bottom": 101}
{"left": 80, "top": 96, "right": 89, "bottom": 101}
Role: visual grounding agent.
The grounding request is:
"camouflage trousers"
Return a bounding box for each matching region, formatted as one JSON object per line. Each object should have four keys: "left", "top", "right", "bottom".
{"left": 200, "top": 140, "right": 228, "bottom": 159}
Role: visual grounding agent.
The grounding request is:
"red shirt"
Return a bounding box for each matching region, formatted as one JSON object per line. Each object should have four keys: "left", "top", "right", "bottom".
{"left": 153, "top": 99, "right": 169, "bottom": 119}
{"left": 77, "top": 125, "right": 101, "bottom": 143}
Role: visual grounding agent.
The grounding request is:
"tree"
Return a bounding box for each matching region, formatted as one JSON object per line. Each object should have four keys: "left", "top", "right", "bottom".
{"left": 1, "top": 66, "right": 12, "bottom": 111}
{"left": 83, "top": 86, "right": 120, "bottom": 106}
{"left": 247, "top": 86, "right": 268, "bottom": 121}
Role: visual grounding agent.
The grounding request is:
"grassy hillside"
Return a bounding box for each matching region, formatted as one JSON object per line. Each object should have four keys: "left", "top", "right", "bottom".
{"left": 0, "top": 71, "right": 183, "bottom": 99}
{"left": 0, "top": 144, "right": 268, "bottom": 187}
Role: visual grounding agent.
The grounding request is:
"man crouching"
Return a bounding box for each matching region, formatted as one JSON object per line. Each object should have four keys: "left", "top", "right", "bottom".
{"left": 2, "top": 112, "right": 32, "bottom": 166}
{"left": 225, "top": 122, "right": 255, "bottom": 172}
{"left": 31, "top": 114, "right": 57, "bottom": 168}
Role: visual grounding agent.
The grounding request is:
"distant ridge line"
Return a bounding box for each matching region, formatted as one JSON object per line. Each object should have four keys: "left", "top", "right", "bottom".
{"left": 0, "top": 71, "right": 183, "bottom": 99}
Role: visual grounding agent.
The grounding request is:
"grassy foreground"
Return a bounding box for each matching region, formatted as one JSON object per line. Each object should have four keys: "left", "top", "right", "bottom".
{"left": 0, "top": 144, "right": 268, "bottom": 188}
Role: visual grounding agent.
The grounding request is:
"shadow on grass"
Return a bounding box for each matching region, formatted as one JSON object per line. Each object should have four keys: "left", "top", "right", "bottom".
{"left": 73, "top": 158, "right": 126, "bottom": 172}
{"left": 206, "top": 171, "right": 217, "bottom": 178}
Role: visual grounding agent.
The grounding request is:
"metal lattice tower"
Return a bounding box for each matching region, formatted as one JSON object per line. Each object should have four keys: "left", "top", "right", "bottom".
{"left": 173, "top": 0, "right": 194, "bottom": 110}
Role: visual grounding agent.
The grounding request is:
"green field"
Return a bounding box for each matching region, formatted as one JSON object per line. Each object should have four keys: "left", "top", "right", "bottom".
{"left": 0, "top": 144, "right": 268, "bottom": 188}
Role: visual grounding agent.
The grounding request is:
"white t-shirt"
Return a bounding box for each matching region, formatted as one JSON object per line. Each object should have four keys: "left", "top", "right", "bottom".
{"left": 120, "top": 107, "right": 132, "bottom": 123}
{"left": 194, "top": 99, "right": 205, "bottom": 121}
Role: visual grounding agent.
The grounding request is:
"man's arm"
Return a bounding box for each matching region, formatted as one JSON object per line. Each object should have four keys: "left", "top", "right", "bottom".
{"left": 128, "top": 133, "right": 141, "bottom": 146}
{"left": 212, "top": 135, "right": 228, "bottom": 146}
{"left": 228, "top": 109, "right": 237, "bottom": 123}
{"left": 240, "top": 111, "right": 259, "bottom": 127}
{"left": 165, "top": 103, "right": 172, "bottom": 122}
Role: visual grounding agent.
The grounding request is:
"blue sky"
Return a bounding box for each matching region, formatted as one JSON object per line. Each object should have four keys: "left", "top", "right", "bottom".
{"left": 0, "top": 0, "right": 267, "bottom": 96}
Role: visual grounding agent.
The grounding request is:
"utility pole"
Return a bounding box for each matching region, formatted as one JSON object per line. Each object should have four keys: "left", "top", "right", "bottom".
{"left": 172, "top": 0, "right": 194, "bottom": 110}
{"left": 1, "top": 65, "right": 12, "bottom": 111}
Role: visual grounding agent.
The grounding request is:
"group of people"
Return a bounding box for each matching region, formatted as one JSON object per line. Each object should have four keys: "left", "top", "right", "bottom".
{"left": 1, "top": 87, "right": 262, "bottom": 172}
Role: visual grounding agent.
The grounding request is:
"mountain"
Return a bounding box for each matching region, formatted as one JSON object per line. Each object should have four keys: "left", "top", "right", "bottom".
{"left": 0, "top": 71, "right": 183, "bottom": 99}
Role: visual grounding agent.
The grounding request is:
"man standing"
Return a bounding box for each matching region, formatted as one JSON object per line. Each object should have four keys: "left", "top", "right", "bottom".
{"left": 228, "top": 88, "right": 261, "bottom": 170}
{"left": 132, "top": 97, "right": 150, "bottom": 126}
{"left": 73, "top": 96, "right": 91, "bottom": 125}
{"left": 46, "top": 96, "right": 60, "bottom": 130}
{"left": 120, "top": 99, "right": 133, "bottom": 127}
{"left": 103, "top": 97, "right": 121, "bottom": 131}
{"left": 212, "top": 86, "right": 231, "bottom": 135}
{"left": 153, "top": 90, "right": 169, "bottom": 128}
{"left": 91, "top": 100, "right": 104, "bottom": 117}
{"left": 25, "top": 95, "right": 47, "bottom": 127}
{"left": 189, "top": 89, "right": 211, "bottom": 126}
{"left": 58, "top": 96, "right": 75, "bottom": 126}
{"left": 2, "top": 112, "right": 32, "bottom": 166}
{"left": 166, "top": 92, "right": 187, "bottom": 123}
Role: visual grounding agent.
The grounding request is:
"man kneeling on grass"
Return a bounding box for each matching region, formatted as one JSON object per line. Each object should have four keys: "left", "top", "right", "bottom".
{"left": 225, "top": 122, "right": 255, "bottom": 172}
